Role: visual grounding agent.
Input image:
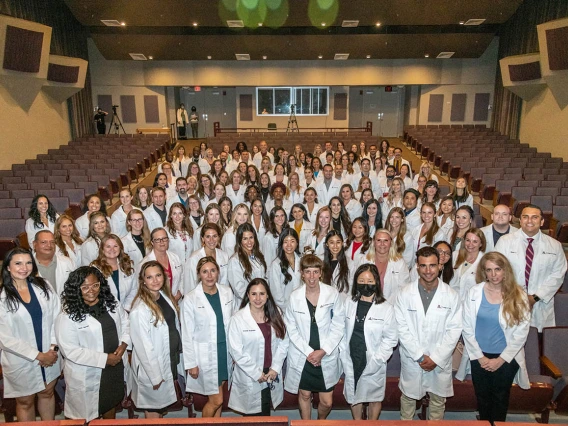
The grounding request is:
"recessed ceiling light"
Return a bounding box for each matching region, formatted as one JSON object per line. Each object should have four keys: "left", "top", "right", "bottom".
{"left": 318, "top": 55, "right": 323, "bottom": 59}
{"left": 148, "top": 56, "right": 153, "bottom": 60}
{"left": 235, "top": 53, "right": 250, "bottom": 61}
{"left": 263, "top": 55, "right": 267, "bottom": 60}
{"left": 321, "top": 22, "right": 326, "bottom": 26}
{"left": 437, "top": 52, "right": 455, "bottom": 59}
{"left": 366, "top": 55, "right": 371, "bottom": 59}
{"left": 334, "top": 53, "right": 349, "bottom": 60}
{"left": 129, "top": 53, "right": 147, "bottom": 61}
{"left": 120, "top": 22, "right": 126, "bottom": 26}
{"left": 193, "top": 22, "right": 198, "bottom": 26}
{"left": 459, "top": 21, "right": 465, "bottom": 25}
{"left": 207, "top": 55, "right": 212, "bottom": 59}
{"left": 258, "top": 23, "right": 263, "bottom": 27}
{"left": 227, "top": 20, "right": 244, "bottom": 28}
{"left": 342, "top": 20, "right": 359, "bottom": 28}
{"left": 376, "top": 22, "right": 381, "bottom": 27}
{"left": 424, "top": 54, "right": 430, "bottom": 58}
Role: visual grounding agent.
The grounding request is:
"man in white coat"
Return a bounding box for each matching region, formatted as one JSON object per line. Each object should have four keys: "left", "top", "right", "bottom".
{"left": 253, "top": 140, "right": 275, "bottom": 169}
{"left": 481, "top": 204, "right": 518, "bottom": 252}
{"left": 403, "top": 189, "right": 422, "bottom": 230}
{"left": 495, "top": 205, "right": 567, "bottom": 332}
{"left": 395, "top": 246, "right": 462, "bottom": 420}
{"left": 315, "top": 164, "right": 341, "bottom": 206}
{"left": 144, "top": 187, "right": 168, "bottom": 232}
{"left": 33, "top": 230, "right": 73, "bottom": 297}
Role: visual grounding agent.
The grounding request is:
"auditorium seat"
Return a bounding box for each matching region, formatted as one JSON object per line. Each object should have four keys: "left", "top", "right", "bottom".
{"left": 0, "top": 199, "right": 16, "bottom": 208}
{"left": 540, "top": 326, "right": 568, "bottom": 417}
{"left": 33, "top": 182, "right": 54, "bottom": 191}
{"left": 530, "top": 195, "right": 553, "bottom": 228}
{"left": 494, "top": 179, "right": 516, "bottom": 206}
{"left": 0, "top": 208, "right": 22, "bottom": 219}
{"left": 552, "top": 205, "right": 568, "bottom": 243}
{"left": 62, "top": 188, "right": 85, "bottom": 204}
{"left": 511, "top": 187, "right": 535, "bottom": 217}
{"left": 0, "top": 218, "right": 25, "bottom": 259}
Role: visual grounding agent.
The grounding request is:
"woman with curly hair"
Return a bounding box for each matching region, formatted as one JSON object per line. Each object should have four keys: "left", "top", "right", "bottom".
{"left": 25, "top": 194, "right": 59, "bottom": 248}
{"left": 74, "top": 194, "right": 109, "bottom": 240}
{"left": 269, "top": 228, "right": 302, "bottom": 311}
{"left": 228, "top": 223, "right": 267, "bottom": 305}
{"left": 329, "top": 196, "right": 351, "bottom": 238}
{"left": 0, "top": 248, "right": 61, "bottom": 421}
{"left": 121, "top": 209, "right": 152, "bottom": 269}
{"left": 129, "top": 261, "right": 182, "bottom": 418}
{"left": 55, "top": 266, "right": 130, "bottom": 422}
{"left": 81, "top": 211, "right": 112, "bottom": 267}
{"left": 91, "top": 234, "right": 137, "bottom": 311}
{"left": 54, "top": 214, "right": 83, "bottom": 268}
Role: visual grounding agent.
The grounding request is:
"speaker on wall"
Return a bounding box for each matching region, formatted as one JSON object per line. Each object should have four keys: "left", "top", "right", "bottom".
{"left": 499, "top": 53, "right": 546, "bottom": 101}
{"left": 537, "top": 17, "right": 568, "bottom": 108}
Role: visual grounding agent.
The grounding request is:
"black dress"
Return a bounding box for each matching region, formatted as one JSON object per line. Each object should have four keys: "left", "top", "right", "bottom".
{"left": 299, "top": 299, "right": 334, "bottom": 392}
{"left": 350, "top": 300, "right": 372, "bottom": 389}
{"left": 89, "top": 304, "right": 125, "bottom": 416}
{"left": 156, "top": 294, "right": 182, "bottom": 379}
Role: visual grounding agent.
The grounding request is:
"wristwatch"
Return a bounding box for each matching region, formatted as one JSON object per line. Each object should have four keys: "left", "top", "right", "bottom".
{"left": 532, "top": 294, "right": 541, "bottom": 302}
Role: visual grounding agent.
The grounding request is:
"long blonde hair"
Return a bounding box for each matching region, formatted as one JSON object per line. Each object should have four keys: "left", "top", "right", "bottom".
{"left": 365, "top": 228, "right": 401, "bottom": 262}
{"left": 133, "top": 261, "right": 179, "bottom": 326}
{"left": 476, "top": 252, "right": 530, "bottom": 327}
{"left": 384, "top": 207, "right": 407, "bottom": 258}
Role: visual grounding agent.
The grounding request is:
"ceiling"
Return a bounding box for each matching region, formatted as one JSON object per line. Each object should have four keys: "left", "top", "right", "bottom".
{"left": 64, "top": 0, "right": 524, "bottom": 61}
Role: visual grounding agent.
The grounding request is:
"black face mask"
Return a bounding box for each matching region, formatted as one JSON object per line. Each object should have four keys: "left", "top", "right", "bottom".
{"left": 358, "top": 284, "right": 375, "bottom": 297}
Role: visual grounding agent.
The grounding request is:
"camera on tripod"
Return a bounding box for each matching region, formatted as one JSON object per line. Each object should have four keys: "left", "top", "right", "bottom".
{"left": 290, "top": 104, "right": 296, "bottom": 113}
{"left": 112, "top": 105, "right": 119, "bottom": 111}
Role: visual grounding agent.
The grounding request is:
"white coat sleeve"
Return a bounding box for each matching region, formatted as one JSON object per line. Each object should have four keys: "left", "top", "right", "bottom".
{"left": 130, "top": 308, "right": 164, "bottom": 386}
{"left": 55, "top": 314, "right": 107, "bottom": 369}
{"left": 372, "top": 304, "right": 398, "bottom": 364}
{"left": 0, "top": 303, "right": 40, "bottom": 362}
{"left": 535, "top": 246, "right": 567, "bottom": 303}
{"left": 284, "top": 303, "right": 314, "bottom": 358}
{"left": 429, "top": 293, "right": 463, "bottom": 368}
{"left": 319, "top": 292, "right": 345, "bottom": 356}
{"left": 49, "top": 285, "right": 61, "bottom": 345}
{"left": 461, "top": 294, "right": 484, "bottom": 361}
{"left": 181, "top": 297, "right": 197, "bottom": 370}
{"left": 271, "top": 331, "right": 289, "bottom": 375}
{"left": 394, "top": 292, "right": 423, "bottom": 361}
{"left": 117, "top": 305, "right": 131, "bottom": 347}
{"left": 227, "top": 317, "right": 263, "bottom": 381}
{"left": 268, "top": 260, "right": 286, "bottom": 310}
{"left": 227, "top": 258, "right": 247, "bottom": 302}
{"left": 122, "top": 274, "right": 138, "bottom": 312}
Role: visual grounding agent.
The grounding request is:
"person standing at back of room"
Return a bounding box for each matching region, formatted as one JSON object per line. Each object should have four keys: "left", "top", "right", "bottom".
{"left": 190, "top": 106, "right": 199, "bottom": 139}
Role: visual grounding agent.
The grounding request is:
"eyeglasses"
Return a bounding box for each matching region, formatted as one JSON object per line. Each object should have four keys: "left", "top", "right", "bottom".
{"left": 153, "top": 237, "right": 169, "bottom": 243}
{"left": 80, "top": 282, "right": 101, "bottom": 292}
{"left": 129, "top": 218, "right": 144, "bottom": 223}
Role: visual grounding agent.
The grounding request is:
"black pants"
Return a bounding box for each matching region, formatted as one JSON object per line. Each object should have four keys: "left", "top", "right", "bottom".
{"left": 97, "top": 124, "right": 106, "bottom": 134}
{"left": 471, "top": 352, "right": 519, "bottom": 424}
{"left": 191, "top": 122, "right": 198, "bottom": 138}
{"left": 178, "top": 125, "right": 187, "bottom": 139}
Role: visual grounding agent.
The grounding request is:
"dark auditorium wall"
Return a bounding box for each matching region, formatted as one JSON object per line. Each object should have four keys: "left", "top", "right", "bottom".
{"left": 493, "top": 0, "right": 568, "bottom": 160}
{"left": 0, "top": 0, "right": 94, "bottom": 169}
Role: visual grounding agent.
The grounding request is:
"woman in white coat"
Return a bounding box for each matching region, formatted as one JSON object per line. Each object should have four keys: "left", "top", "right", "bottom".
{"left": 187, "top": 223, "right": 229, "bottom": 292}
{"left": 121, "top": 209, "right": 152, "bottom": 269}
{"left": 305, "top": 206, "right": 332, "bottom": 257}
{"left": 25, "top": 195, "right": 59, "bottom": 248}
{"left": 385, "top": 207, "right": 415, "bottom": 268}
{"left": 345, "top": 218, "right": 372, "bottom": 273}
{"left": 228, "top": 223, "right": 267, "bottom": 305}
{"left": 228, "top": 278, "right": 289, "bottom": 415}
{"left": 340, "top": 263, "right": 398, "bottom": 420}
{"left": 459, "top": 252, "right": 531, "bottom": 424}
{"left": 182, "top": 257, "right": 234, "bottom": 417}
{"left": 302, "top": 187, "right": 322, "bottom": 224}
{"left": 261, "top": 206, "right": 289, "bottom": 268}
{"left": 81, "top": 212, "right": 112, "bottom": 266}
{"left": 284, "top": 254, "right": 345, "bottom": 420}
{"left": 56, "top": 266, "right": 130, "bottom": 422}
{"left": 110, "top": 189, "right": 140, "bottom": 238}
{"left": 321, "top": 230, "right": 352, "bottom": 301}
{"left": 221, "top": 203, "right": 250, "bottom": 256}
{"left": 409, "top": 202, "right": 446, "bottom": 262}
{"left": 269, "top": 228, "right": 302, "bottom": 311}
{"left": 54, "top": 214, "right": 83, "bottom": 268}
{"left": 75, "top": 194, "right": 111, "bottom": 240}
{"left": 92, "top": 234, "right": 138, "bottom": 311}
{"left": 449, "top": 228, "right": 486, "bottom": 300}
{"left": 0, "top": 248, "right": 61, "bottom": 421}
{"left": 289, "top": 203, "right": 314, "bottom": 253}
{"left": 340, "top": 184, "right": 363, "bottom": 222}
{"left": 165, "top": 202, "right": 194, "bottom": 267}
{"left": 129, "top": 261, "right": 182, "bottom": 418}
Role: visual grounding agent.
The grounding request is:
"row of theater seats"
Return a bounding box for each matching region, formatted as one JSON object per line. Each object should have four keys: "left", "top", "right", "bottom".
{"left": 403, "top": 125, "right": 568, "bottom": 242}
{"left": 0, "top": 134, "right": 169, "bottom": 255}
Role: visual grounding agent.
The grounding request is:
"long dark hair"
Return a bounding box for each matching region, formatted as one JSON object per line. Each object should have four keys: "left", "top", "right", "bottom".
{"left": 322, "top": 230, "right": 350, "bottom": 294}
{"left": 328, "top": 196, "right": 351, "bottom": 236}
{"left": 61, "top": 266, "right": 117, "bottom": 323}
{"left": 0, "top": 248, "right": 51, "bottom": 312}
{"left": 240, "top": 278, "right": 286, "bottom": 339}
{"left": 362, "top": 198, "right": 382, "bottom": 230}
{"left": 250, "top": 199, "right": 270, "bottom": 230}
{"left": 434, "top": 240, "right": 455, "bottom": 284}
{"left": 267, "top": 206, "right": 289, "bottom": 237}
{"left": 28, "top": 195, "right": 58, "bottom": 228}
{"left": 235, "top": 223, "right": 267, "bottom": 280}
{"left": 288, "top": 203, "right": 310, "bottom": 223}
{"left": 351, "top": 263, "right": 386, "bottom": 304}
{"left": 345, "top": 217, "right": 372, "bottom": 255}
{"left": 81, "top": 193, "right": 108, "bottom": 216}
{"left": 276, "top": 228, "right": 300, "bottom": 286}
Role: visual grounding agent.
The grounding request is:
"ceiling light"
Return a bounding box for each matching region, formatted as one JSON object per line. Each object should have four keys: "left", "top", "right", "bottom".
{"left": 459, "top": 21, "right": 465, "bottom": 25}
{"left": 321, "top": 22, "right": 326, "bottom": 26}
{"left": 207, "top": 55, "right": 212, "bottom": 59}
{"left": 424, "top": 54, "right": 429, "bottom": 58}
{"left": 227, "top": 20, "right": 244, "bottom": 28}
{"left": 193, "top": 22, "right": 198, "bottom": 27}
{"left": 366, "top": 55, "right": 371, "bottom": 59}
{"left": 342, "top": 20, "right": 359, "bottom": 28}
{"left": 129, "top": 53, "right": 147, "bottom": 61}
{"left": 464, "top": 18, "right": 486, "bottom": 26}
{"left": 120, "top": 22, "right": 126, "bottom": 26}
{"left": 318, "top": 55, "right": 323, "bottom": 59}
{"left": 376, "top": 22, "right": 381, "bottom": 27}
{"left": 100, "top": 20, "right": 123, "bottom": 27}
{"left": 262, "top": 55, "right": 267, "bottom": 60}
{"left": 235, "top": 53, "right": 250, "bottom": 61}
{"left": 436, "top": 52, "right": 455, "bottom": 59}
{"left": 258, "top": 23, "right": 263, "bottom": 27}
{"left": 148, "top": 56, "right": 153, "bottom": 60}
{"left": 334, "top": 53, "right": 349, "bottom": 60}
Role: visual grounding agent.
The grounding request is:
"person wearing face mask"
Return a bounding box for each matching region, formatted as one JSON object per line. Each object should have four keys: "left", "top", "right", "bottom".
{"left": 340, "top": 263, "right": 398, "bottom": 420}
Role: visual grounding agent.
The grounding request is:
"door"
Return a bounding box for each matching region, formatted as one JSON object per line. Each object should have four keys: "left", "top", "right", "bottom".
{"left": 348, "top": 86, "right": 404, "bottom": 137}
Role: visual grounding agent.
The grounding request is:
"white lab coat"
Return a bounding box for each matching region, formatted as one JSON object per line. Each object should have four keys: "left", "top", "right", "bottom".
{"left": 165, "top": 228, "right": 193, "bottom": 264}
{"left": 409, "top": 224, "right": 447, "bottom": 261}
{"left": 176, "top": 107, "right": 189, "bottom": 125}
{"left": 129, "top": 293, "right": 182, "bottom": 409}
{"left": 294, "top": 221, "right": 314, "bottom": 254}
{"left": 0, "top": 282, "right": 62, "bottom": 398}
{"left": 449, "top": 251, "right": 484, "bottom": 300}
{"left": 225, "top": 185, "right": 246, "bottom": 206}
{"left": 394, "top": 231, "right": 415, "bottom": 268}
{"left": 55, "top": 305, "right": 130, "bottom": 421}
{"left": 304, "top": 233, "right": 326, "bottom": 258}
{"left": 283, "top": 283, "right": 345, "bottom": 393}
{"left": 98, "top": 267, "right": 138, "bottom": 311}
{"left": 35, "top": 253, "right": 74, "bottom": 297}
{"left": 253, "top": 151, "right": 275, "bottom": 170}
{"left": 121, "top": 232, "right": 148, "bottom": 269}
{"left": 172, "top": 156, "right": 190, "bottom": 177}
{"left": 357, "top": 256, "right": 411, "bottom": 303}
{"left": 261, "top": 232, "right": 280, "bottom": 269}
{"left": 480, "top": 224, "right": 518, "bottom": 252}
{"left": 182, "top": 284, "right": 234, "bottom": 395}
{"left": 227, "top": 305, "right": 289, "bottom": 414}
{"left": 186, "top": 247, "right": 230, "bottom": 293}
{"left": 75, "top": 212, "right": 111, "bottom": 240}
{"left": 395, "top": 279, "right": 462, "bottom": 399}
{"left": 111, "top": 207, "right": 141, "bottom": 238}
{"left": 340, "top": 298, "right": 398, "bottom": 405}
{"left": 140, "top": 250, "right": 185, "bottom": 296}
{"left": 303, "top": 203, "right": 322, "bottom": 224}
{"left": 495, "top": 230, "right": 567, "bottom": 331}
{"left": 56, "top": 241, "right": 82, "bottom": 269}
{"left": 381, "top": 198, "right": 403, "bottom": 221}
{"left": 25, "top": 216, "right": 58, "bottom": 248}
{"left": 227, "top": 254, "right": 267, "bottom": 306}
{"left": 269, "top": 254, "right": 302, "bottom": 311}
{"left": 456, "top": 283, "right": 530, "bottom": 389}
{"left": 345, "top": 241, "right": 368, "bottom": 271}
{"left": 405, "top": 208, "right": 421, "bottom": 230}
{"left": 220, "top": 227, "right": 237, "bottom": 255}
{"left": 344, "top": 199, "right": 363, "bottom": 222}
{"left": 315, "top": 178, "right": 342, "bottom": 205}
{"left": 143, "top": 205, "right": 167, "bottom": 232}
{"left": 437, "top": 216, "right": 455, "bottom": 239}
{"left": 80, "top": 236, "right": 101, "bottom": 267}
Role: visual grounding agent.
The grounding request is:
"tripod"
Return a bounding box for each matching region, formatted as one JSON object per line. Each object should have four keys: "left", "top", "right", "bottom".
{"left": 108, "top": 106, "right": 126, "bottom": 135}
{"left": 286, "top": 104, "right": 299, "bottom": 133}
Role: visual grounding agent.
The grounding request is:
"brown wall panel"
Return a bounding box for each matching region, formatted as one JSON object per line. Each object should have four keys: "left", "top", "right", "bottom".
{"left": 546, "top": 26, "right": 568, "bottom": 71}
{"left": 427, "top": 94, "right": 444, "bottom": 122}
{"left": 333, "top": 93, "right": 348, "bottom": 120}
{"left": 97, "top": 95, "right": 113, "bottom": 116}
{"left": 473, "top": 93, "right": 491, "bottom": 121}
{"left": 240, "top": 94, "right": 253, "bottom": 121}
{"left": 47, "top": 63, "right": 80, "bottom": 83}
{"left": 120, "top": 95, "right": 137, "bottom": 123}
{"left": 450, "top": 93, "right": 467, "bottom": 121}
{"left": 3, "top": 25, "right": 44, "bottom": 73}
{"left": 143, "top": 95, "right": 160, "bottom": 123}
{"left": 508, "top": 62, "right": 542, "bottom": 81}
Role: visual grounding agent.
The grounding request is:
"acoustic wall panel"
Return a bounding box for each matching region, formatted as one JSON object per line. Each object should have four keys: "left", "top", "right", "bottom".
{"left": 333, "top": 93, "right": 348, "bottom": 120}
{"left": 144, "top": 95, "right": 160, "bottom": 123}
{"left": 240, "top": 94, "right": 253, "bottom": 121}
{"left": 3, "top": 26, "right": 43, "bottom": 73}
{"left": 450, "top": 93, "right": 466, "bottom": 122}
{"left": 473, "top": 93, "right": 490, "bottom": 122}
{"left": 427, "top": 94, "right": 444, "bottom": 122}
{"left": 538, "top": 17, "right": 568, "bottom": 108}
{"left": 120, "top": 95, "right": 137, "bottom": 123}
{"left": 500, "top": 53, "right": 547, "bottom": 101}
{"left": 97, "top": 95, "right": 113, "bottom": 116}
{"left": 42, "top": 55, "right": 88, "bottom": 102}
{"left": 47, "top": 63, "right": 79, "bottom": 83}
